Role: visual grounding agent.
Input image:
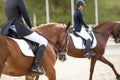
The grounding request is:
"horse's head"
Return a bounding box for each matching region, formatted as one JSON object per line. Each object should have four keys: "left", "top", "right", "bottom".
{"left": 55, "top": 21, "right": 71, "bottom": 53}
{"left": 111, "top": 21, "right": 120, "bottom": 43}
{"left": 94, "top": 21, "right": 120, "bottom": 43}
{"left": 54, "top": 21, "right": 71, "bottom": 61}
{"left": 34, "top": 21, "right": 71, "bottom": 61}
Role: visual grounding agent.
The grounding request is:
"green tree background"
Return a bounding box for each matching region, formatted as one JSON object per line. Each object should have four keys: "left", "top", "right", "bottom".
{"left": 0, "top": 0, "right": 120, "bottom": 26}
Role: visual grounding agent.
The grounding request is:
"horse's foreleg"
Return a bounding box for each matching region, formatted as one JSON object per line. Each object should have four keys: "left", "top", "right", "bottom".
{"left": 42, "top": 44, "right": 56, "bottom": 80}
{"left": 45, "top": 66, "right": 56, "bottom": 80}
{"left": 89, "top": 56, "right": 97, "bottom": 80}
{"left": 98, "top": 56, "right": 120, "bottom": 79}
{"left": 0, "top": 51, "right": 8, "bottom": 77}
{"left": 35, "top": 76, "right": 39, "bottom": 80}
{"left": 25, "top": 75, "right": 34, "bottom": 80}
{"left": 25, "top": 74, "right": 39, "bottom": 80}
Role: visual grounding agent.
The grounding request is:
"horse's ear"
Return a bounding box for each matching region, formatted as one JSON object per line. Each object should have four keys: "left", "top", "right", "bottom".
{"left": 66, "top": 21, "right": 71, "bottom": 31}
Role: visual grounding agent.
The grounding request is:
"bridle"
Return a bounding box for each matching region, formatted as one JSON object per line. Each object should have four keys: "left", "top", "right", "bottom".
{"left": 55, "top": 31, "right": 69, "bottom": 54}
{"left": 94, "top": 31, "right": 109, "bottom": 37}
{"left": 94, "top": 23, "right": 120, "bottom": 39}
{"left": 112, "top": 23, "right": 120, "bottom": 40}
{"left": 118, "top": 23, "right": 120, "bottom": 38}
{"left": 37, "top": 31, "right": 69, "bottom": 54}
{"left": 54, "top": 31, "right": 69, "bottom": 61}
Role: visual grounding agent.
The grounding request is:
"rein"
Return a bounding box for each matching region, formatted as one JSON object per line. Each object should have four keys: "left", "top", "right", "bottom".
{"left": 118, "top": 23, "right": 120, "bottom": 37}
{"left": 94, "top": 23, "right": 120, "bottom": 38}
{"left": 55, "top": 32, "right": 69, "bottom": 54}
{"left": 94, "top": 31, "right": 109, "bottom": 37}
{"left": 37, "top": 31, "right": 69, "bottom": 54}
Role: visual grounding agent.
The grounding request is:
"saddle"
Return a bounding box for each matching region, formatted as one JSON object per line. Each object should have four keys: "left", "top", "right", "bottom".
{"left": 71, "top": 30, "right": 97, "bottom": 49}
{"left": 5, "top": 29, "right": 39, "bottom": 56}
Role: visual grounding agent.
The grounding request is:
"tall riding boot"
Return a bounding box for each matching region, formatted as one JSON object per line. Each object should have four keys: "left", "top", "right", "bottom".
{"left": 84, "top": 39, "right": 92, "bottom": 58}
{"left": 31, "top": 45, "right": 46, "bottom": 74}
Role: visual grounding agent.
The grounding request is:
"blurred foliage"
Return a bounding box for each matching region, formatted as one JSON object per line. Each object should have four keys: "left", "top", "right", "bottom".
{"left": 0, "top": 0, "right": 120, "bottom": 26}
{"left": 98, "top": 0, "right": 120, "bottom": 22}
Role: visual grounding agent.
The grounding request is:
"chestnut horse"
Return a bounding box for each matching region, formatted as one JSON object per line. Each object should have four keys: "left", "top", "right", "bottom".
{"left": 67, "top": 21, "right": 120, "bottom": 80}
{"left": 0, "top": 22, "right": 70, "bottom": 80}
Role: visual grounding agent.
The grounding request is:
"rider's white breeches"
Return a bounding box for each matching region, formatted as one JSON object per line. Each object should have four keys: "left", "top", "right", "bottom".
{"left": 76, "top": 27, "right": 92, "bottom": 41}
{"left": 24, "top": 32, "right": 48, "bottom": 46}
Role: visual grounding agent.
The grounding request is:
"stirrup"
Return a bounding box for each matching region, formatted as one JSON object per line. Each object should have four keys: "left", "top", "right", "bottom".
{"left": 30, "top": 67, "right": 45, "bottom": 75}
{"left": 31, "top": 69, "right": 45, "bottom": 75}
{"left": 84, "top": 52, "right": 92, "bottom": 58}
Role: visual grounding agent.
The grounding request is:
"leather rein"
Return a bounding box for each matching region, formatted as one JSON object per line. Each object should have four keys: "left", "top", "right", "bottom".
{"left": 37, "top": 31, "right": 69, "bottom": 54}
{"left": 94, "top": 23, "right": 120, "bottom": 38}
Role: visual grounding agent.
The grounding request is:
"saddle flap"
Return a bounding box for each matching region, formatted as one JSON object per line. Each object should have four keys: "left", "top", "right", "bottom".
{"left": 9, "top": 37, "right": 36, "bottom": 57}
{"left": 70, "top": 31, "right": 97, "bottom": 49}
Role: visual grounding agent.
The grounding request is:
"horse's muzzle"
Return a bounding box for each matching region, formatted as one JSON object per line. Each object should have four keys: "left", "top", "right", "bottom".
{"left": 115, "top": 38, "right": 120, "bottom": 43}
{"left": 58, "top": 53, "right": 67, "bottom": 62}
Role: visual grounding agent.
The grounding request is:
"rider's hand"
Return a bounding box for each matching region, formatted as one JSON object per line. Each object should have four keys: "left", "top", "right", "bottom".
{"left": 86, "top": 27, "right": 91, "bottom": 33}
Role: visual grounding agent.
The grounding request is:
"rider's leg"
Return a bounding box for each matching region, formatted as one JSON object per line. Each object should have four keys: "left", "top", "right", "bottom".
{"left": 24, "top": 32, "right": 48, "bottom": 74}
{"left": 84, "top": 39, "right": 92, "bottom": 58}
{"left": 76, "top": 28, "right": 92, "bottom": 58}
{"left": 76, "top": 27, "right": 92, "bottom": 40}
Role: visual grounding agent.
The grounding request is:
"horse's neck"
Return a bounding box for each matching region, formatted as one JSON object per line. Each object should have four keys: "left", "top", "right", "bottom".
{"left": 94, "top": 27, "right": 111, "bottom": 46}
{"left": 42, "top": 31, "right": 59, "bottom": 44}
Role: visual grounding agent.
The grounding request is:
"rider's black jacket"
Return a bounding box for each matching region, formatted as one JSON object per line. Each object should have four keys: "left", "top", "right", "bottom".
{"left": 73, "top": 9, "right": 89, "bottom": 32}
{"left": 2, "top": 0, "right": 33, "bottom": 37}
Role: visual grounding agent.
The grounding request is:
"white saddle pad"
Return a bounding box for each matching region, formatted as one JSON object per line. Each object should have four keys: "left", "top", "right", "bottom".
{"left": 70, "top": 32, "right": 97, "bottom": 49}
{"left": 10, "top": 38, "right": 34, "bottom": 57}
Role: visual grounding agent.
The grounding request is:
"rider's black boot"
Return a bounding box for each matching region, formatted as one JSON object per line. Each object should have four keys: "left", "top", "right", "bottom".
{"left": 30, "top": 45, "right": 46, "bottom": 74}
{"left": 84, "top": 39, "right": 92, "bottom": 58}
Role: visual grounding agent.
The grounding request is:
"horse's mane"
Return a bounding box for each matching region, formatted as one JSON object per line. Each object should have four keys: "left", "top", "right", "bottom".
{"left": 33, "top": 23, "right": 65, "bottom": 30}
{"left": 94, "top": 20, "right": 119, "bottom": 29}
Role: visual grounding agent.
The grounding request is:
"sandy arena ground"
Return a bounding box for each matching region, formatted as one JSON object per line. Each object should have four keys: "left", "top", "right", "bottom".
{"left": 1, "top": 38, "right": 120, "bottom": 80}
